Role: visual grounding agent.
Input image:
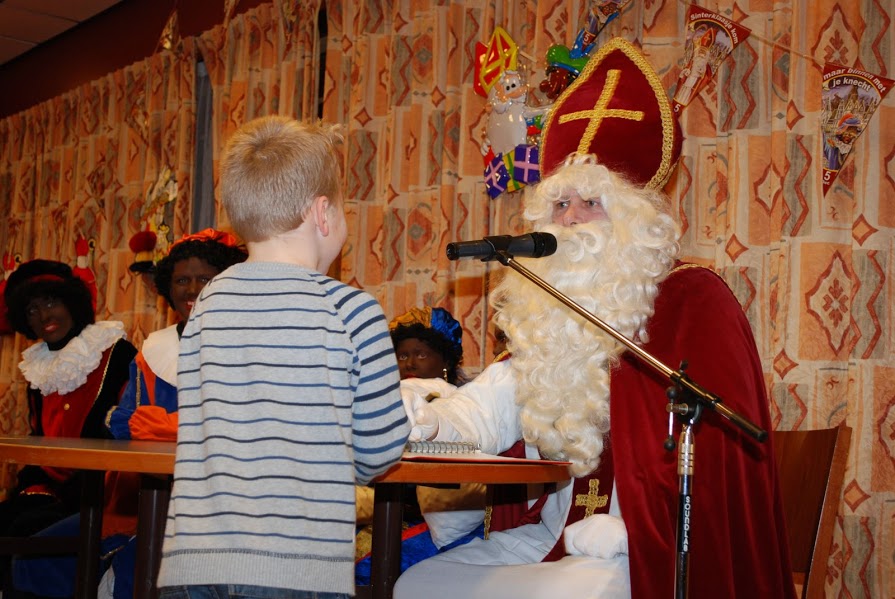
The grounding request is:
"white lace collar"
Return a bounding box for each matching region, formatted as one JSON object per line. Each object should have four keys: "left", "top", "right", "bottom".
{"left": 19, "top": 321, "right": 128, "bottom": 396}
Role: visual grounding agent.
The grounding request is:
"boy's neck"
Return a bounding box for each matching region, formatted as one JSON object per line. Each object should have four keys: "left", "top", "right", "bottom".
{"left": 246, "top": 231, "right": 323, "bottom": 272}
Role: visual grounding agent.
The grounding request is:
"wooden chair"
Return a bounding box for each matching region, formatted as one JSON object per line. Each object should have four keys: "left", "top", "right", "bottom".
{"left": 772, "top": 424, "right": 851, "bottom": 599}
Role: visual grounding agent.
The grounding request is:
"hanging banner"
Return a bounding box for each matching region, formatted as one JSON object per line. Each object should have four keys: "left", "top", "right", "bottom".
{"left": 671, "top": 4, "right": 751, "bottom": 113}
{"left": 821, "top": 64, "right": 893, "bottom": 195}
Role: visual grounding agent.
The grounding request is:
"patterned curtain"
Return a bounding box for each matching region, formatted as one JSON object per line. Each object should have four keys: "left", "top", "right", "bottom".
{"left": 325, "top": 0, "right": 894, "bottom": 596}
{"left": 195, "top": 0, "right": 322, "bottom": 230}
{"left": 0, "top": 40, "right": 197, "bottom": 489}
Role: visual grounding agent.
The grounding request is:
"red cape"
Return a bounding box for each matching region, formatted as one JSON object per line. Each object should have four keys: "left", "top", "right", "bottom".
{"left": 611, "top": 265, "right": 795, "bottom": 598}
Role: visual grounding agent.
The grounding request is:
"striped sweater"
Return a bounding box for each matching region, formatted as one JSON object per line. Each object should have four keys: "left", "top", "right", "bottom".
{"left": 157, "top": 262, "right": 410, "bottom": 595}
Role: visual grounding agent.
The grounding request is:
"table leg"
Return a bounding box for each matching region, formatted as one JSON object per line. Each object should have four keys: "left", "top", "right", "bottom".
{"left": 75, "top": 470, "right": 104, "bottom": 599}
{"left": 133, "top": 474, "right": 171, "bottom": 599}
{"left": 369, "top": 483, "right": 404, "bottom": 599}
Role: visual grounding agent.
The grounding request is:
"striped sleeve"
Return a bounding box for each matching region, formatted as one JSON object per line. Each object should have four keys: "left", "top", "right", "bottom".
{"left": 329, "top": 283, "right": 409, "bottom": 484}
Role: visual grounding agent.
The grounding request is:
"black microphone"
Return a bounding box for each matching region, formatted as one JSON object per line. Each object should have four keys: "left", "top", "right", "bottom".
{"left": 445, "top": 232, "right": 558, "bottom": 261}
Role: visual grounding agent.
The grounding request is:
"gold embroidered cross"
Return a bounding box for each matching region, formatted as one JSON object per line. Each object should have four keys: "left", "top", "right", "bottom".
{"left": 558, "top": 69, "right": 645, "bottom": 155}
{"left": 575, "top": 479, "right": 609, "bottom": 517}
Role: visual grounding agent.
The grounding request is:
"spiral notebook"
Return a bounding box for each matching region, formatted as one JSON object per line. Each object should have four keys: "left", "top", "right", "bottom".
{"left": 402, "top": 441, "right": 571, "bottom": 465}
{"left": 405, "top": 440, "right": 481, "bottom": 454}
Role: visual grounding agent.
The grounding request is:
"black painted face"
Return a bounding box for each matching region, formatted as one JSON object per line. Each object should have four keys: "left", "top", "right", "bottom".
{"left": 395, "top": 338, "right": 447, "bottom": 380}
{"left": 25, "top": 295, "right": 74, "bottom": 346}
{"left": 169, "top": 257, "right": 221, "bottom": 322}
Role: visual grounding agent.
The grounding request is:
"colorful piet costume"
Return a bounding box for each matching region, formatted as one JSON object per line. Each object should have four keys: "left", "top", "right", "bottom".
{"left": 355, "top": 307, "right": 484, "bottom": 585}
{"left": 107, "top": 324, "right": 179, "bottom": 441}
{"left": 17, "top": 322, "right": 137, "bottom": 509}
{"left": 0, "top": 259, "right": 137, "bottom": 546}
{"left": 395, "top": 38, "right": 794, "bottom": 599}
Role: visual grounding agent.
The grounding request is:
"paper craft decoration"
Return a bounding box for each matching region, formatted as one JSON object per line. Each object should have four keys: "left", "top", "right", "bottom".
{"left": 821, "top": 64, "right": 893, "bottom": 195}
{"left": 671, "top": 4, "right": 751, "bottom": 113}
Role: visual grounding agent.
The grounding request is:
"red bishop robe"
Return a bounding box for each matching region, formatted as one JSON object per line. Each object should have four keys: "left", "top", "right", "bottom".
{"left": 487, "top": 264, "right": 795, "bottom": 598}
{"left": 612, "top": 264, "right": 795, "bottom": 598}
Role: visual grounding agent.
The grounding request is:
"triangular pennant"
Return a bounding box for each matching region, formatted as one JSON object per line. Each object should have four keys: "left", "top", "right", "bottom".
{"left": 821, "top": 64, "right": 894, "bottom": 195}
{"left": 156, "top": 9, "right": 180, "bottom": 53}
{"left": 671, "top": 4, "right": 751, "bottom": 113}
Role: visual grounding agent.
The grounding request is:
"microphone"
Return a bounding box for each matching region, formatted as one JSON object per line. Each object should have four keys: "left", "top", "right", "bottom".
{"left": 446, "top": 232, "right": 558, "bottom": 261}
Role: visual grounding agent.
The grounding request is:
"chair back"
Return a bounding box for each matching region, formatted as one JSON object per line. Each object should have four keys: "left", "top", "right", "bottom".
{"left": 772, "top": 424, "right": 851, "bottom": 599}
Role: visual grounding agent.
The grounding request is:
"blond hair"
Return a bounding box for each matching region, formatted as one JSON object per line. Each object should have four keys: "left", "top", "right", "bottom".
{"left": 221, "top": 116, "right": 343, "bottom": 242}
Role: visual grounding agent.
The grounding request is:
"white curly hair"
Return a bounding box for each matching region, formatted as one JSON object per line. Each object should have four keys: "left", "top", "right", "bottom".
{"left": 491, "top": 154, "right": 680, "bottom": 477}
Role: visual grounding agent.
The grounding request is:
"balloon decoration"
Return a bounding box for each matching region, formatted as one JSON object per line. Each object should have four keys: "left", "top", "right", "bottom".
{"left": 475, "top": 28, "right": 550, "bottom": 198}
{"left": 539, "top": 0, "right": 632, "bottom": 101}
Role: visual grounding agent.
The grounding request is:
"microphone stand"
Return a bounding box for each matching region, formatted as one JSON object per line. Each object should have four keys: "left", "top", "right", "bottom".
{"left": 490, "top": 250, "right": 767, "bottom": 599}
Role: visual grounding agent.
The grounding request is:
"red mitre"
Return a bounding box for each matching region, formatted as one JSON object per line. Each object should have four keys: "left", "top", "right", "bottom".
{"left": 539, "top": 38, "right": 683, "bottom": 189}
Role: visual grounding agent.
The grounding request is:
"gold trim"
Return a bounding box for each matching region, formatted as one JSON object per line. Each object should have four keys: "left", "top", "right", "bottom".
{"left": 91, "top": 340, "right": 118, "bottom": 413}
{"left": 483, "top": 504, "right": 492, "bottom": 539}
{"left": 668, "top": 263, "right": 735, "bottom": 294}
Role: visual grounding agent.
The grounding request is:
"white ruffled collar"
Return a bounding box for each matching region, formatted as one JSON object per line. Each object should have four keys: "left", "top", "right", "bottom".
{"left": 19, "top": 321, "right": 128, "bottom": 396}
{"left": 140, "top": 324, "right": 180, "bottom": 386}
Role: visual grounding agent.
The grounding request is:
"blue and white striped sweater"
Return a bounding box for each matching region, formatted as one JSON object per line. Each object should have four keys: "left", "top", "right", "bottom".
{"left": 158, "top": 262, "right": 409, "bottom": 595}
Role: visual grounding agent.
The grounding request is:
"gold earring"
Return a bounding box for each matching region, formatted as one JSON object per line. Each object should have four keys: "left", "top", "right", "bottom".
{"left": 443, "top": 367, "right": 449, "bottom": 381}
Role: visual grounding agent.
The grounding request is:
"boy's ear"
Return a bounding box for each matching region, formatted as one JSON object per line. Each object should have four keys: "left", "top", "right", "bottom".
{"left": 311, "top": 195, "right": 331, "bottom": 236}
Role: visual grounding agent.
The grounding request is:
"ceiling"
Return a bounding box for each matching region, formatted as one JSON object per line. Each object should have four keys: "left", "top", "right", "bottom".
{"left": 0, "top": 0, "right": 123, "bottom": 67}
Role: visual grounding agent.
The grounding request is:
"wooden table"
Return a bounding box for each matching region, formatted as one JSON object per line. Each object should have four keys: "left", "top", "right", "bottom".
{"left": 0, "top": 438, "right": 569, "bottom": 599}
{"left": 0, "top": 437, "right": 175, "bottom": 599}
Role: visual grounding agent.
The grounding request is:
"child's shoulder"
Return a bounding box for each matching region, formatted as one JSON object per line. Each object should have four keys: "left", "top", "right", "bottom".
{"left": 318, "top": 276, "right": 375, "bottom": 302}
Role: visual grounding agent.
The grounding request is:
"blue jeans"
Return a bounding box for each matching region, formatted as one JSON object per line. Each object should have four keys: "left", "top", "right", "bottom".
{"left": 159, "top": 585, "right": 350, "bottom": 599}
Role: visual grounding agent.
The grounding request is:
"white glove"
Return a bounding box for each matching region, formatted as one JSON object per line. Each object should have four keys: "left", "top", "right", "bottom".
{"left": 410, "top": 402, "right": 439, "bottom": 441}
{"left": 563, "top": 514, "right": 628, "bottom": 558}
{"left": 401, "top": 387, "right": 439, "bottom": 441}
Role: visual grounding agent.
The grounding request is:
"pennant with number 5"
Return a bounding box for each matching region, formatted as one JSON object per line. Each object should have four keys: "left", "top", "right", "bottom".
{"left": 821, "top": 64, "right": 893, "bottom": 195}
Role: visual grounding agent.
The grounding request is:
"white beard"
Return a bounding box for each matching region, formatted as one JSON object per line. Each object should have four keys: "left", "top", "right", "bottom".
{"left": 492, "top": 215, "right": 677, "bottom": 477}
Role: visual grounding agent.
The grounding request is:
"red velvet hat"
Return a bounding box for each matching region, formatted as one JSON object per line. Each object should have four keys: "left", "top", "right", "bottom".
{"left": 539, "top": 38, "right": 683, "bottom": 189}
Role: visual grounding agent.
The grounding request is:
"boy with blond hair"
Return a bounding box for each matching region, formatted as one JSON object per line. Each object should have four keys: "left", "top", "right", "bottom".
{"left": 158, "top": 116, "right": 410, "bottom": 599}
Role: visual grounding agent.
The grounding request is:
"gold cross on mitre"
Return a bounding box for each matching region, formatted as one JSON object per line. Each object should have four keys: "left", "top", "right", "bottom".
{"left": 574, "top": 478, "right": 609, "bottom": 517}
{"left": 558, "top": 69, "right": 644, "bottom": 155}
